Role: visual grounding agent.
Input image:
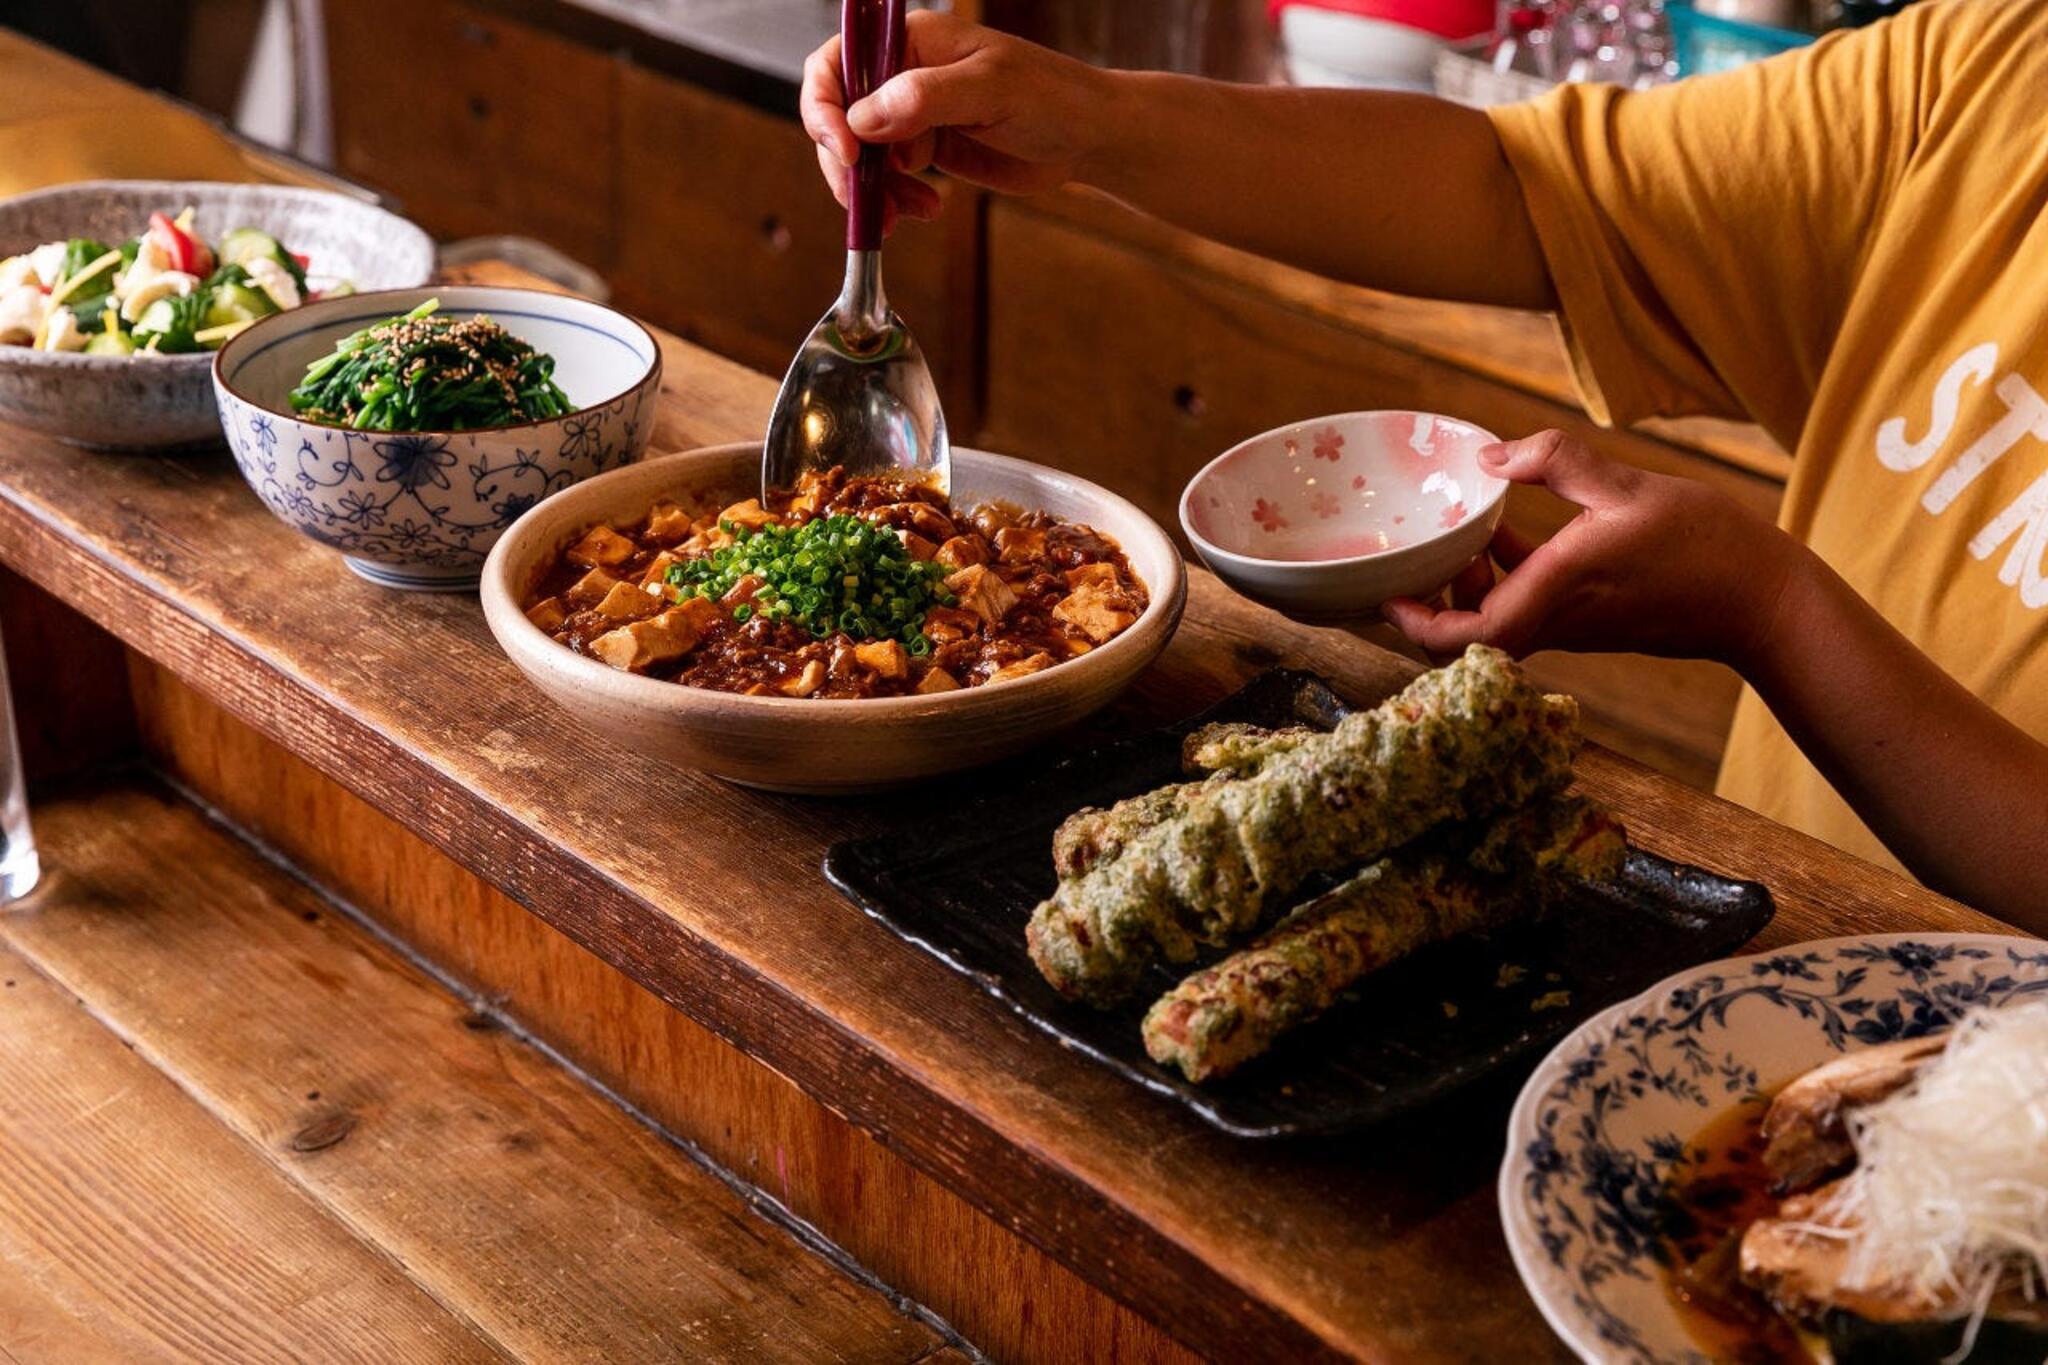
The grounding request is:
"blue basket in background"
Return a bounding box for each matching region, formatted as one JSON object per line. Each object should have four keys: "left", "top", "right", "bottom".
{"left": 1667, "top": 2, "right": 1814, "bottom": 76}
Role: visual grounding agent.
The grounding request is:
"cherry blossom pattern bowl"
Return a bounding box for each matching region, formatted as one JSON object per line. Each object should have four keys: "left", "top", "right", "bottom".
{"left": 1179, "top": 410, "right": 1507, "bottom": 621}
{"left": 213, "top": 285, "right": 661, "bottom": 591}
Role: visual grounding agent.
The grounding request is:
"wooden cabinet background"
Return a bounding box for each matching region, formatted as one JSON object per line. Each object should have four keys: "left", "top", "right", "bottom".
{"left": 326, "top": 0, "right": 619, "bottom": 269}
{"left": 610, "top": 66, "right": 978, "bottom": 426}
{"left": 321, "top": 0, "right": 1781, "bottom": 788}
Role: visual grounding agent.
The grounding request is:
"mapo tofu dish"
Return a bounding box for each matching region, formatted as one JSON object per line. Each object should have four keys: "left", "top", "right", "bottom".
{"left": 522, "top": 468, "right": 1149, "bottom": 699}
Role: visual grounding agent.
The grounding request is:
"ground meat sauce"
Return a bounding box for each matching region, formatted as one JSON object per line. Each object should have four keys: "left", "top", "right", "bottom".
{"left": 522, "top": 467, "right": 1148, "bottom": 700}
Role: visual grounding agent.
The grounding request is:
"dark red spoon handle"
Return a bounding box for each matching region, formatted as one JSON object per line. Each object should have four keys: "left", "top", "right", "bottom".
{"left": 841, "top": 0, "right": 907, "bottom": 252}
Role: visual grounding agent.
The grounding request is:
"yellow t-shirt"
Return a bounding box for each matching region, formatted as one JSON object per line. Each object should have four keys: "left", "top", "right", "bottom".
{"left": 1487, "top": 0, "right": 2048, "bottom": 870}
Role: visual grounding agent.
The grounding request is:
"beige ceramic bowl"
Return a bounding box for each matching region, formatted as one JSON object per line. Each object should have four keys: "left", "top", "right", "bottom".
{"left": 480, "top": 442, "right": 1187, "bottom": 793}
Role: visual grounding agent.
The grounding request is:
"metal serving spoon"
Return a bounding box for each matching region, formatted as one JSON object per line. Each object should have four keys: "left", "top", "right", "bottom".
{"left": 763, "top": 0, "right": 949, "bottom": 500}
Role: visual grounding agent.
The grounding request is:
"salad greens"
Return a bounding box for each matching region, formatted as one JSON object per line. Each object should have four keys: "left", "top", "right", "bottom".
{"left": 0, "top": 207, "right": 343, "bottom": 355}
{"left": 287, "top": 298, "right": 575, "bottom": 432}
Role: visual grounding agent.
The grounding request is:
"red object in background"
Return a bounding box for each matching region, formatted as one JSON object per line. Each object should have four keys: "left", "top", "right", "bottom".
{"left": 1269, "top": 0, "right": 1494, "bottom": 41}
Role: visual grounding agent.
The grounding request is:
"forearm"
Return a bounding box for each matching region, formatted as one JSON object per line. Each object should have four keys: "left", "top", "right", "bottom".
{"left": 1082, "top": 74, "right": 1555, "bottom": 311}
{"left": 1737, "top": 550, "right": 2048, "bottom": 926}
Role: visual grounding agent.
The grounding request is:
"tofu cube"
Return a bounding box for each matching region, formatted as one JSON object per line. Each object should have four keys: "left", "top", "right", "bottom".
{"left": 640, "top": 551, "right": 682, "bottom": 590}
{"left": 993, "top": 526, "right": 1047, "bottom": 565}
{"left": 1064, "top": 562, "right": 1119, "bottom": 592}
{"left": 645, "top": 502, "right": 694, "bottom": 544}
{"left": 566, "top": 524, "right": 637, "bottom": 568}
{"left": 525, "top": 596, "right": 567, "bottom": 633}
{"left": 853, "top": 639, "right": 910, "bottom": 680}
{"left": 588, "top": 606, "right": 708, "bottom": 673}
{"left": 934, "top": 535, "right": 988, "bottom": 569}
{"left": 987, "top": 653, "right": 1055, "bottom": 684}
{"left": 680, "top": 527, "right": 734, "bottom": 555}
{"left": 944, "top": 564, "right": 1018, "bottom": 625}
{"left": 914, "top": 667, "right": 961, "bottom": 694}
{"left": 1053, "top": 582, "right": 1139, "bottom": 644}
{"left": 565, "top": 568, "right": 622, "bottom": 608}
{"left": 895, "top": 528, "right": 939, "bottom": 562}
{"left": 668, "top": 595, "right": 723, "bottom": 635}
{"left": 595, "top": 581, "right": 664, "bottom": 622}
{"left": 718, "top": 498, "right": 774, "bottom": 532}
{"left": 780, "top": 659, "right": 827, "bottom": 697}
{"left": 921, "top": 606, "right": 980, "bottom": 643}
{"left": 901, "top": 502, "right": 956, "bottom": 543}
{"left": 970, "top": 504, "right": 1015, "bottom": 540}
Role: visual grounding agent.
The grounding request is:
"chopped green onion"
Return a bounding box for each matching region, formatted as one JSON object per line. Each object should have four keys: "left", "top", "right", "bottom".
{"left": 663, "top": 513, "right": 950, "bottom": 642}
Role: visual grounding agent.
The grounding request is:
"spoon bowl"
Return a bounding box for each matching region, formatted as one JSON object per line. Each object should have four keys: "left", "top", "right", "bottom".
{"left": 763, "top": 252, "right": 947, "bottom": 493}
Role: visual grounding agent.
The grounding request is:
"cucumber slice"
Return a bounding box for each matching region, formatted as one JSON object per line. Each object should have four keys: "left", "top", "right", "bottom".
{"left": 204, "top": 281, "right": 278, "bottom": 329}
{"left": 219, "top": 226, "right": 307, "bottom": 292}
{"left": 133, "top": 295, "right": 205, "bottom": 354}
{"left": 217, "top": 227, "right": 286, "bottom": 270}
{"left": 85, "top": 329, "right": 135, "bottom": 356}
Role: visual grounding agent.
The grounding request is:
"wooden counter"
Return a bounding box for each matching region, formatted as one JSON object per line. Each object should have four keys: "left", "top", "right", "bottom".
{"left": 0, "top": 266, "right": 2018, "bottom": 1362}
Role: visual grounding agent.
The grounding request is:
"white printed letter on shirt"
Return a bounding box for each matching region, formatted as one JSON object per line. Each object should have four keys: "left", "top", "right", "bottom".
{"left": 1877, "top": 342, "right": 1999, "bottom": 472}
{"left": 1969, "top": 469, "right": 2048, "bottom": 610}
{"left": 1923, "top": 372, "right": 2048, "bottom": 514}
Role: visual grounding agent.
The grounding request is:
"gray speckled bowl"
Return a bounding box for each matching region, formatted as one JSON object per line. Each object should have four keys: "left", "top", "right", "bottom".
{"left": 0, "top": 180, "right": 434, "bottom": 451}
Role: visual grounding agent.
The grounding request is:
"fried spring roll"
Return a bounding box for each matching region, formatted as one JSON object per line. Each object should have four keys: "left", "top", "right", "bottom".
{"left": 1027, "top": 645, "right": 1580, "bottom": 1003}
{"left": 1052, "top": 780, "right": 1207, "bottom": 880}
{"left": 1142, "top": 797, "right": 1625, "bottom": 1083}
{"left": 1180, "top": 722, "right": 1316, "bottom": 777}
{"left": 1053, "top": 724, "right": 1315, "bottom": 881}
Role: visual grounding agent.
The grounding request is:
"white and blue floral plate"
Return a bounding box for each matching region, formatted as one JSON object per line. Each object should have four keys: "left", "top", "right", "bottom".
{"left": 1499, "top": 932, "right": 2048, "bottom": 1363}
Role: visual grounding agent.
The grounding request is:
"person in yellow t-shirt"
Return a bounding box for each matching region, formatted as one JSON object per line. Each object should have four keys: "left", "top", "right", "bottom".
{"left": 799, "top": 0, "right": 2048, "bottom": 922}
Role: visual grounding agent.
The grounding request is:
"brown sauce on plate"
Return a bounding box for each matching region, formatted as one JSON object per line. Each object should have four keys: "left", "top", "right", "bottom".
{"left": 1662, "top": 1094, "right": 1817, "bottom": 1364}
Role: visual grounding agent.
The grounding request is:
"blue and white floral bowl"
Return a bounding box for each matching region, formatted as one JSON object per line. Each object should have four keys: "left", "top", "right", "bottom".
{"left": 1500, "top": 932, "right": 2048, "bottom": 1364}
{"left": 213, "top": 285, "right": 661, "bottom": 590}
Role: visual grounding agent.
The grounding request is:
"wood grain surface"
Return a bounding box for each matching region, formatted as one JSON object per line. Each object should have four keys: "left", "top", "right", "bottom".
{"left": 0, "top": 267, "right": 2019, "bottom": 1364}
{"left": 0, "top": 941, "right": 493, "bottom": 1364}
{"left": 0, "top": 778, "right": 949, "bottom": 1364}
{"left": 126, "top": 653, "right": 1198, "bottom": 1365}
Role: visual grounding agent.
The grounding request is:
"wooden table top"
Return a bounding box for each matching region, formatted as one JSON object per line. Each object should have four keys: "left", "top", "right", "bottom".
{"left": 0, "top": 263, "right": 2017, "bottom": 1363}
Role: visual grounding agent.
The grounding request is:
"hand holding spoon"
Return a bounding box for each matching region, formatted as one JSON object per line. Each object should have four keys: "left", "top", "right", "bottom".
{"left": 763, "top": 0, "right": 949, "bottom": 499}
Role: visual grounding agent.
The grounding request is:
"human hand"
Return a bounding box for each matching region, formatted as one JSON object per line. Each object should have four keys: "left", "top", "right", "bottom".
{"left": 1381, "top": 431, "right": 1807, "bottom": 669}
{"left": 799, "top": 12, "right": 1113, "bottom": 228}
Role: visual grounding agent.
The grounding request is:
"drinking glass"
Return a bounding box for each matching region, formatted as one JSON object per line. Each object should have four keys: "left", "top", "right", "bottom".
{"left": 0, "top": 625, "right": 40, "bottom": 904}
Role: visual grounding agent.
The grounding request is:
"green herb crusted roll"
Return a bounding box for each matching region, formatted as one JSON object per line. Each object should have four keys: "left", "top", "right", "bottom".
{"left": 1141, "top": 795, "right": 1626, "bottom": 1083}
{"left": 1179, "top": 722, "right": 1317, "bottom": 778}
{"left": 1025, "top": 645, "right": 1583, "bottom": 1005}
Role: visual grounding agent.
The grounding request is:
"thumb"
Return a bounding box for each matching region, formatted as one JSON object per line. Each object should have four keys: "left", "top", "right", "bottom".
{"left": 1482, "top": 431, "right": 1634, "bottom": 510}
{"left": 848, "top": 62, "right": 991, "bottom": 142}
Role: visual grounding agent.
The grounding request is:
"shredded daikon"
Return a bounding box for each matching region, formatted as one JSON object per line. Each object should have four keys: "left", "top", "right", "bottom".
{"left": 1794, "top": 999, "right": 2048, "bottom": 1354}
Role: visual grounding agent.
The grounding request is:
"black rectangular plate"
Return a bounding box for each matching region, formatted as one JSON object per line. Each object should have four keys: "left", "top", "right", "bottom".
{"left": 824, "top": 670, "right": 1776, "bottom": 1139}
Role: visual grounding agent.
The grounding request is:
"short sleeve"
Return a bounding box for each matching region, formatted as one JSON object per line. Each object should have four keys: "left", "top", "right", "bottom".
{"left": 1485, "top": 3, "right": 1966, "bottom": 442}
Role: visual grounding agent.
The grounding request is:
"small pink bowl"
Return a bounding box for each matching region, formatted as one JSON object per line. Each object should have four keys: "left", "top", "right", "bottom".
{"left": 1179, "top": 410, "right": 1507, "bottom": 621}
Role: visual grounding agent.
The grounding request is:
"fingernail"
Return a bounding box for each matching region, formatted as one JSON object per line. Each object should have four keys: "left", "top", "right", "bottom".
{"left": 1477, "top": 443, "right": 1508, "bottom": 467}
